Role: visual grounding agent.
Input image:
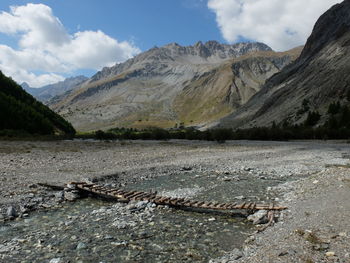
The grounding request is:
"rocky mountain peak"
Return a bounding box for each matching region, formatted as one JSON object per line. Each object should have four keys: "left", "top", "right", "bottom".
{"left": 90, "top": 41, "right": 274, "bottom": 82}
{"left": 300, "top": 0, "right": 350, "bottom": 60}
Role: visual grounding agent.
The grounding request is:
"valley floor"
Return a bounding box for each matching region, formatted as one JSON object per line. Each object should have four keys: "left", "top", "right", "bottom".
{"left": 0, "top": 140, "right": 349, "bottom": 262}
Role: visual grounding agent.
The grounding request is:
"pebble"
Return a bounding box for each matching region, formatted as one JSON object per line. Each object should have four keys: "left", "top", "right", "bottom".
{"left": 49, "top": 258, "right": 61, "bottom": 263}
{"left": 7, "top": 206, "right": 17, "bottom": 218}
{"left": 111, "top": 241, "right": 128, "bottom": 247}
{"left": 247, "top": 210, "right": 268, "bottom": 225}
{"left": 325, "top": 251, "right": 335, "bottom": 257}
{"left": 339, "top": 232, "right": 347, "bottom": 237}
{"left": 76, "top": 242, "right": 87, "bottom": 250}
{"left": 64, "top": 191, "right": 80, "bottom": 201}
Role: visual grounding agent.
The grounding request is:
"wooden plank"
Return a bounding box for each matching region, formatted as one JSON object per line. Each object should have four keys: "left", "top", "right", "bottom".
{"left": 71, "top": 182, "right": 287, "bottom": 211}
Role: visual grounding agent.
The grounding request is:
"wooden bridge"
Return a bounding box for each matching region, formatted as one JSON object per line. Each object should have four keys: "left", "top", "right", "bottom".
{"left": 70, "top": 182, "right": 287, "bottom": 212}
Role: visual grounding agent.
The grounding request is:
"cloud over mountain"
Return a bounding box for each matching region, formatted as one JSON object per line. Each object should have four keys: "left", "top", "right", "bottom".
{"left": 0, "top": 3, "right": 140, "bottom": 87}
{"left": 208, "top": 0, "right": 341, "bottom": 51}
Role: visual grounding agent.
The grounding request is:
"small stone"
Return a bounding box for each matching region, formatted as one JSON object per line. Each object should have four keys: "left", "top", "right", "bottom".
{"left": 313, "top": 180, "right": 319, "bottom": 184}
{"left": 54, "top": 191, "right": 64, "bottom": 201}
{"left": 339, "top": 232, "right": 347, "bottom": 237}
{"left": 64, "top": 190, "right": 80, "bottom": 201}
{"left": 76, "top": 242, "right": 87, "bottom": 250}
{"left": 325, "top": 251, "right": 335, "bottom": 257}
{"left": 312, "top": 243, "right": 329, "bottom": 251}
{"left": 7, "top": 206, "right": 17, "bottom": 218}
{"left": 111, "top": 241, "right": 128, "bottom": 247}
{"left": 66, "top": 183, "right": 77, "bottom": 190}
{"left": 208, "top": 217, "right": 216, "bottom": 222}
{"left": 229, "top": 248, "right": 243, "bottom": 260}
{"left": 49, "top": 258, "right": 61, "bottom": 263}
{"left": 244, "top": 235, "right": 255, "bottom": 244}
{"left": 247, "top": 210, "right": 268, "bottom": 225}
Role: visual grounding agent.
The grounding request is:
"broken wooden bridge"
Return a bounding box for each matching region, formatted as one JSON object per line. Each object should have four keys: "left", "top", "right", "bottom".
{"left": 69, "top": 182, "right": 287, "bottom": 212}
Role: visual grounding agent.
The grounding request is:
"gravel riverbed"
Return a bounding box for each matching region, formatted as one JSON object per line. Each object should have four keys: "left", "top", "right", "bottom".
{"left": 0, "top": 140, "right": 349, "bottom": 262}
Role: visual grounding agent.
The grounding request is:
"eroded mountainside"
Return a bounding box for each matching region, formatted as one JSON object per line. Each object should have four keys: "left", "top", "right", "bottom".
{"left": 50, "top": 41, "right": 300, "bottom": 131}
{"left": 216, "top": 0, "right": 350, "bottom": 129}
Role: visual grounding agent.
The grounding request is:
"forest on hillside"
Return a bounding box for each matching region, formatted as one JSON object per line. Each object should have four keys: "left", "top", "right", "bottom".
{"left": 0, "top": 71, "right": 75, "bottom": 136}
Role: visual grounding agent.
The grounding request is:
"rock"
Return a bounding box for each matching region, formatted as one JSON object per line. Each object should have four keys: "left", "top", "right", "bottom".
{"left": 66, "top": 183, "right": 77, "bottom": 190}
{"left": 244, "top": 235, "right": 255, "bottom": 244}
{"left": 126, "top": 201, "right": 149, "bottom": 211}
{"left": 230, "top": 248, "right": 243, "bottom": 260}
{"left": 247, "top": 210, "right": 268, "bottom": 225}
{"left": 278, "top": 249, "right": 297, "bottom": 257}
{"left": 208, "top": 217, "right": 216, "bottom": 222}
{"left": 54, "top": 191, "right": 64, "bottom": 201}
{"left": 49, "top": 258, "right": 61, "bottom": 263}
{"left": 325, "top": 251, "right": 335, "bottom": 257}
{"left": 64, "top": 190, "right": 80, "bottom": 201}
{"left": 111, "top": 241, "right": 128, "bottom": 247}
{"left": 312, "top": 243, "right": 329, "bottom": 251}
{"left": 339, "top": 232, "right": 347, "bottom": 237}
{"left": 76, "top": 242, "right": 87, "bottom": 250}
{"left": 7, "top": 206, "right": 17, "bottom": 218}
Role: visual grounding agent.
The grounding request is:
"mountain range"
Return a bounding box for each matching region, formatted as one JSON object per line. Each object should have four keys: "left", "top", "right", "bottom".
{"left": 13, "top": 0, "right": 350, "bottom": 134}
{"left": 49, "top": 41, "right": 301, "bottom": 131}
{"left": 21, "top": 76, "right": 88, "bottom": 103}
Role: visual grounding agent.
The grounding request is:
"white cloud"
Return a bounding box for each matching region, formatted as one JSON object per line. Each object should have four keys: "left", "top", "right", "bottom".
{"left": 208, "top": 0, "right": 342, "bottom": 51}
{"left": 0, "top": 3, "right": 140, "bottom": 87}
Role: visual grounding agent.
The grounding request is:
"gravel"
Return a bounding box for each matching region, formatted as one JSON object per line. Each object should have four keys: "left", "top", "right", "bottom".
{"left": 0, "top": 139, "right": 349, "bottom": 262}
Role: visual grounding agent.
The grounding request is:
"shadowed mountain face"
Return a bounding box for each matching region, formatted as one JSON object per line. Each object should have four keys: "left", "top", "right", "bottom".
{"left": 0, "top": 71, "right": 75, "bottom": 135}
{"left": 216, "top": 0, "right": 350, "bottom": 129}
{"left": 49, "top": 41, "right": 300, "bottom": 131}
{"left": 22, "top": 76, "right": 88, "bottom": 103}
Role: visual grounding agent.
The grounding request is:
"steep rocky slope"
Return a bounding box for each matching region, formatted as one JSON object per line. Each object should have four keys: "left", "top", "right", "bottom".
{"left": 22, "top": 76, "right": 88, "bottom": 103}
{"left": 50, "top": 41, "right": 300, "bottom": 131}
{"left": 216, "top": 0, "right": 350, "bottom": 129}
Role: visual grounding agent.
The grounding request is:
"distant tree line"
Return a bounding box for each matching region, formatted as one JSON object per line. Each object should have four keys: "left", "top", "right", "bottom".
{"left": 81, "top": 94, "right": 350, "bottom": 142}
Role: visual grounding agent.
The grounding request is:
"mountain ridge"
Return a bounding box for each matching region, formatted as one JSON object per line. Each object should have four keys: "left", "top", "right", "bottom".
{"left": 50, "top": 41, "right": 300, "bottom": 131}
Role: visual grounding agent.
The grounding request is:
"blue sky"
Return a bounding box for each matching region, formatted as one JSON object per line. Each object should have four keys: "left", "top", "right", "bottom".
{"left": 0, "top": 0, "right": 341, "bottom": 87}
{"left": 0, "top": 0, "right": 223, "bottom": 51}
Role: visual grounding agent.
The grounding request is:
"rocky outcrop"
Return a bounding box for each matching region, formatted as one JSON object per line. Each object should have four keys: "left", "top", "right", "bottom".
{"left": 49, "top": 41, "right": 300, "bottom": 131}
{"left": 216, "top": 0, "right": 350, "bottom": 129}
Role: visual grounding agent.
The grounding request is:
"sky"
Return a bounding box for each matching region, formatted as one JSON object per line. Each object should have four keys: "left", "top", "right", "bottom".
{"left": 0, "top": 0, "right": 342, "bottom": 87}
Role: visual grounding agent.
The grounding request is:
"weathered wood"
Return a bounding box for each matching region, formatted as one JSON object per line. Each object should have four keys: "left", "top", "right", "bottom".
{"left": 69, "top": 182, "right": 287, "bottom": 211}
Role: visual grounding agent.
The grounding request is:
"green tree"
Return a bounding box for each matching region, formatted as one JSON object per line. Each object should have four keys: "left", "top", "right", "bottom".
{"left": 305, "top": 111, "right": 321, "bottom": 127}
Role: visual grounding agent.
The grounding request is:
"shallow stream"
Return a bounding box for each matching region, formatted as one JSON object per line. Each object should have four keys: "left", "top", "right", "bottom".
{"left": 0, "top": 171, "right": 290, "bottom": 262}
